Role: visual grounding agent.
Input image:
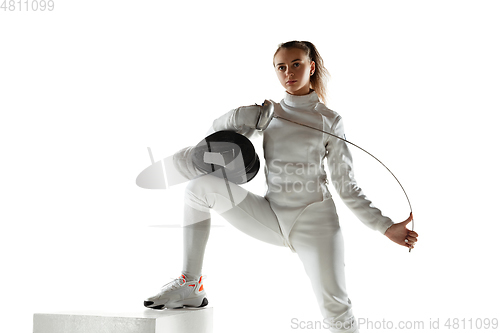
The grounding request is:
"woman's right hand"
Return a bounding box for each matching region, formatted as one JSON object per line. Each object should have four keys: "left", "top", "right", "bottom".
{"left": 236, "top": 100, "right": 274, "bottom": 131}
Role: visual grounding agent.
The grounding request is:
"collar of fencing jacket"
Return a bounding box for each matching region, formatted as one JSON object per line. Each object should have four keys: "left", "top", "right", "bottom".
{"left": 283, "top": 89, "right": 319, "bottom": 108}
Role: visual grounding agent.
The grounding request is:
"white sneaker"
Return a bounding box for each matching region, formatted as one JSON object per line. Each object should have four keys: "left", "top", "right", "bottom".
{"left": 144, "top": 274, "right": 208, "bottom": 310}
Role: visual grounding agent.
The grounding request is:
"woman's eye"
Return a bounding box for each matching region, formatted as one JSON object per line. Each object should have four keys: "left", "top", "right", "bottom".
{"left": 293, "top": 63, "right": 300, "bottom": 67}
{"left": 278, "top": 66, "right": 285, "bottom": 71}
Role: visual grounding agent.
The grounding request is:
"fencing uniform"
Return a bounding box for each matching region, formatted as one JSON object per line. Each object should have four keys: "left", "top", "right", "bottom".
{"left": 175, "top": 90, "right": 394, "bottom": 333}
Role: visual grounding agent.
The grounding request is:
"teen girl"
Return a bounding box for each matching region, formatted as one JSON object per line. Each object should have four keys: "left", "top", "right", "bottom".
{"left": 144, "top": 40, "right": 418, "bottom": 333}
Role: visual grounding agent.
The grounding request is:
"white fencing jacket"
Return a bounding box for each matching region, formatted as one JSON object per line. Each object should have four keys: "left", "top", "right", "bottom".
{"left": 174, "top": 90, "right": 394, "bottom": 243}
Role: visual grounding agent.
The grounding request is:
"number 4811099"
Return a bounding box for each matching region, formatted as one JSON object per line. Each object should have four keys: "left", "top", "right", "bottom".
{"left": 1, "top": 0, "right": 55, "bottom": 11}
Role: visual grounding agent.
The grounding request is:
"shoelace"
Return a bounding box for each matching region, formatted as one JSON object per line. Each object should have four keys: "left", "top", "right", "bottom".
{"left": 160, "top": 275, "right": 186, "bottom": 292}
{"left": 160, "top": 274, "right": 208, "bottom": 292}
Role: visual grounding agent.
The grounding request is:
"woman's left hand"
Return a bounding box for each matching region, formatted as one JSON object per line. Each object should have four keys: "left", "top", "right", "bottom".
{"left": 384, "top": 212, "right": 418, "bottom": 249}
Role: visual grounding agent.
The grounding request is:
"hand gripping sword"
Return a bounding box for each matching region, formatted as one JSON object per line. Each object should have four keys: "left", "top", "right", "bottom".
{"left": 257, "top": 100, "right": 415, "bottom": 252}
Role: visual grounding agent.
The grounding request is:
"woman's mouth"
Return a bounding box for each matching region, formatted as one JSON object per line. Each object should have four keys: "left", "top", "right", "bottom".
{"left": 287, "top": 80, "right": 297, "bottom": 85}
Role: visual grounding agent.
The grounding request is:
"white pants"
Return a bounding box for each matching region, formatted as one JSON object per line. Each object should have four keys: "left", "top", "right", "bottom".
{"left": 183, "top": 174, "right": 359, "bottom": 333}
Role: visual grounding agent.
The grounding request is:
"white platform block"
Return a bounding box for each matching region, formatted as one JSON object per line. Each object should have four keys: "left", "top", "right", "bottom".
{"left": 33, "top": 307, "right": 213, "bottom": 333}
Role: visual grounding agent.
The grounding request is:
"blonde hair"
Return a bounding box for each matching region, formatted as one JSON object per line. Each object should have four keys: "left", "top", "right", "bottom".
{"left": 273, "top": 41, "right": 331, "bottom": 104}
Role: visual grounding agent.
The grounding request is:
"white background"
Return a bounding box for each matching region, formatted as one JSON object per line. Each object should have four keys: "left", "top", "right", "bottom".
{"left": 1, "top": 1, "right": 499, "bottom": 332}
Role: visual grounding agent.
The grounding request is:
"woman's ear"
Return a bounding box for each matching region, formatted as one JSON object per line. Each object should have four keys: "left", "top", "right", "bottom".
{"left": 310, "top": 60, "right": 316, "bottom": 75}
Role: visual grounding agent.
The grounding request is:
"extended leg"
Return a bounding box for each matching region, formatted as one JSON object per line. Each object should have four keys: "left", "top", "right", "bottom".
{"left": 289, "top": 199, "right": 358, "bottom": 333}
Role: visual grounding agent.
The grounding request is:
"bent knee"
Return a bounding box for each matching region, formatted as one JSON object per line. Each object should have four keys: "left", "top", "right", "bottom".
{"left": 185, "top": 174, "right": 226, "bottom": 195}
{"left": 185, "top": 174, "right": 235, "bottom": 210}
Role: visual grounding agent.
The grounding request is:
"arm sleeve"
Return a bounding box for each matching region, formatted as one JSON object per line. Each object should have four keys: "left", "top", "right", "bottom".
{"left": 206, "top": 106, "right": 260, "bottom": 137}
{"left": 326, "top": 116, "right": 394, "bottom": 234}
{"left": 169, "top": 106, "right": 260, "bottom": 183}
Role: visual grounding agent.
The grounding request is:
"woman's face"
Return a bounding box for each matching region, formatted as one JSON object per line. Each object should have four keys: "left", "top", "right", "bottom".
{"left": 274, "top": 48, "right": 315, "bottom": 96}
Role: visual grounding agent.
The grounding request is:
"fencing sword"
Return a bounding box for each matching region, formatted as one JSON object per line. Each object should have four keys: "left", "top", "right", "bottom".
{"left": 259, "top": 100, "right": 415, "bottom": 252}
{"left": 139, "top": 102, "right": 415, "bottom": 250}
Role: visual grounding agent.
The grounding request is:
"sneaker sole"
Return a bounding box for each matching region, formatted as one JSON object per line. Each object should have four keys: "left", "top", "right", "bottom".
{"left": 144, "top": 297, "right": 209, "bottom": 310}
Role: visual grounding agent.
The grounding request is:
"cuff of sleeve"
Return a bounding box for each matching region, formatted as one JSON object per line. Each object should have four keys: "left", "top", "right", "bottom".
{"left": 378, "top": 219, "right": 395, "bottom": 235}
{"left": 235, "top": 105, "right": 260, "bottom": 129}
